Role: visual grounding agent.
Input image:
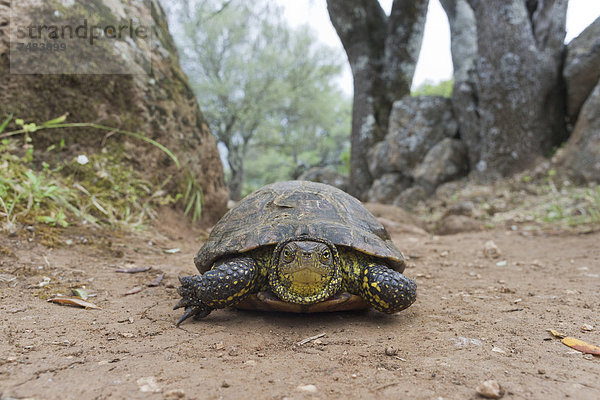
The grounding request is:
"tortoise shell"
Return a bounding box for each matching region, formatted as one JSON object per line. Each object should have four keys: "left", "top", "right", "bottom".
{"left": 194, "top": 180, "right": 406, "bottom": 273}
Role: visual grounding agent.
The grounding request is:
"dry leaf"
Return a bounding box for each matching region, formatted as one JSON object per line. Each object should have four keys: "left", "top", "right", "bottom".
{"left": 561, "top": 337, "right": 600, "bottom": 356}
{"left": 147, "top": 272, "right": 165, "bottom": 287}
{"left": 48, "top": 296, "right": 101, "bottom": 309}
{"left": 124, "top": 286, "right": 143, "bottom": 295}
{"left": 115, "top": 266, "right": 151, "bottom": 273}
{"left": 547, "top": 329, "right": 566, "bottom": 339}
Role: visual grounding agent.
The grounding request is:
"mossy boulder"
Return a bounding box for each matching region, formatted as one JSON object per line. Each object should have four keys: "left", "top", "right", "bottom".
{"left": 0, "top": 0, "right": 228, "bottom": 224}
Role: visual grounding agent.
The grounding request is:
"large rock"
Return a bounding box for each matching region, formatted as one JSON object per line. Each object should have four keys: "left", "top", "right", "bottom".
{"left": 393, "top": 186, "right": 426, "bottom": 210}
{"left": 298, "top": 167, "right": 349, "bottom": 192}
{"left": 563, "top": 17, "right": 600, "bottom": 124}
{"left": 555, "top": 81, "right": 600, "bottom": 183}
{"left": 368, "top": 96, "right": 458, "bottom": 178}
{"left": 366, "top": 173, "right": 412, "bottom": 204}
{"left": 0, "top": 0, "right": 228, "bottom": 224}
{"left": 413, "top": 138, "right": 469, "bottom": 194}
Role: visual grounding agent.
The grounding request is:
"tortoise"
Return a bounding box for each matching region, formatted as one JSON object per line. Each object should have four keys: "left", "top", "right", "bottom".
{"left": 174, "top": 180, "right": 416, "bottom": 325}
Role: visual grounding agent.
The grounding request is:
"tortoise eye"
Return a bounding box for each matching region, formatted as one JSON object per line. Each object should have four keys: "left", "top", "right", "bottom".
{"left": 282, "top": 248, "right": 295, "bottom": 261}
{"left": 320, "top": 249, "right": 331, "bottom": 262}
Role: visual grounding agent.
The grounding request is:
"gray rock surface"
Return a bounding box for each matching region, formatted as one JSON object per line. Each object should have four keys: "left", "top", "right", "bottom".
{"left": 563, "top": 17, "right": 600, "bottom": 124}
{"left": 413, "top": 138, "right": 469, "bottom": 194}
{"left": 368, "top": 96, "right": 458, "bottom": 178}
{"left": 367, "top": 173, "right": 412, "bottom": 204}
{"left": 393, "top": 186, "right": 426, "bottom": 210}
{"left": 298, "top": 167, "right": 349, "bottom": 192}
{"left": 555, "top": 81, "right": 600, "bottom": 183}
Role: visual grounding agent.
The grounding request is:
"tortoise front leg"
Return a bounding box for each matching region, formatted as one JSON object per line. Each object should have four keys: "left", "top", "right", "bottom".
{"left": 359, "top": 263, "right": 417, "bottom": 313}
{"left": 342, "top": 253, "right": 417, "bottom": 313}
{"left": 174, "top": 257, "right": 259, "bottom": 325}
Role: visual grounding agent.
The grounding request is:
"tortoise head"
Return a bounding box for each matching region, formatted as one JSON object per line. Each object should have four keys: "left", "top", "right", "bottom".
{"left": 268, "top": 236, "right": 342, "bottom": 304}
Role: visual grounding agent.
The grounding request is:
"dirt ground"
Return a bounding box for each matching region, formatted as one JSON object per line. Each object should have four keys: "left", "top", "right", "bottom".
{"left": 1, "top": 207, "right": 599, "bottom": 400}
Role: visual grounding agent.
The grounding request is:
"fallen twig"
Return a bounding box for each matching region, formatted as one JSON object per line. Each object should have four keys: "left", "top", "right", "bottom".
{"left": 297, "top": 333, "right": 326, "bottom": 346}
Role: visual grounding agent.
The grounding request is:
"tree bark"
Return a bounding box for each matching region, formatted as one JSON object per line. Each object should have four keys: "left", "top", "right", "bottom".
{"left": 327, "top": 0, "right": 429, "bottom": 198}
{"left": 439, "top": 0, "right": 480, "bottom": 169}
{"left": 463, "top": 0, "right": 568, "bottom": 179}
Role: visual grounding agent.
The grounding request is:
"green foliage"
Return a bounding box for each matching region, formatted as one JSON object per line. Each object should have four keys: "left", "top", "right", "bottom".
{"left": 538, "top": 170, "right": 600, "bottom": 227}
{"left": 0, "top": 114, "right": 201, "bottom": 230}
{"left": 183, "top": 171, "right": 204, "bottom": 222}
{"left": 169, "top": 0, "right": 351, "bottom": 198}
{"left": 0, "top": 137, "right": 179, "bottom": 231}
{"left": 412, "top": 78, "right": 454, "bottom": 97}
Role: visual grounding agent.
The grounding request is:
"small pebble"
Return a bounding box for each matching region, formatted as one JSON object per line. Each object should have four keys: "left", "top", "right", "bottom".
{"left": 221, "top": 381, "right": 230, "bottom": 388}
{"left": 228, "top": 347, "right": 238, "bottom": 356}
{"left": 137, "top": 376, "right": 161, "bottom": 393}
{"left": 164, "top": 389, "right": 185, "bottom": 399}
{"left": 476, "top": 380, "right": 504, "bottom": 399}
{"left": 296, "top": 384, "right": 318, "bottom": 393}
{"left": 385, "top": 346, "right": 398, "bottom": 356}
{"left": 484, "top": 241, "right": 501, "bottom": 259}
{"left": 581, "top": 324, "right": 594, "bottom": 332}
{"left": 537, "top": 369, "right": 545, "bottom": 375}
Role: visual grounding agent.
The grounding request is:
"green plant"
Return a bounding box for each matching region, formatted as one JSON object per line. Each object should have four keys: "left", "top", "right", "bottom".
{"left": 0, "top": 113, "right": 205, "bottom": 230}
{"left": 183, "top": 172, "right": 204, "bottom": 222}
{"left": 0, "top": 114, "right": 180, "bottom": 168}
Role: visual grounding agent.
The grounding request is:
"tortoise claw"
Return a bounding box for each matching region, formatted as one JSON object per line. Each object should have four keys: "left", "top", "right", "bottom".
{"left": 175, "top": 305, "right": 211, "bottom": 326}
{"left": 174, "top": 275, "right": 212, "bottom": 325}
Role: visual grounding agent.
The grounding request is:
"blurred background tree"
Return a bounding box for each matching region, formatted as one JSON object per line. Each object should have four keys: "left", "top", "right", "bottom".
{"left": 168, "top": 0, "right": 351, "bottom": 200}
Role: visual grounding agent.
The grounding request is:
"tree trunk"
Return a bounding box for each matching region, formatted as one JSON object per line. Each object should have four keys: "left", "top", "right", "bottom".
{"left": 327, "top": 0, "right": 429, "bottom": 198}
{"left": 439, "top": 0, "right": 480, "bottom": 169}
{"left": 227, "top": 144, "right": 246, "bottom": 201}
{"left": 463, "top": 0, "right": 568, "bottom": 179}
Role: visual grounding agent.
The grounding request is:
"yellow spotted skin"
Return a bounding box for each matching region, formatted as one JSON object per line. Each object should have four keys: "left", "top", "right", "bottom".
{"left": 339, "top": 250, "right": 417, "bottom": 313}
{"left": 175, "top": 244, "right": 416, "bottom": 325}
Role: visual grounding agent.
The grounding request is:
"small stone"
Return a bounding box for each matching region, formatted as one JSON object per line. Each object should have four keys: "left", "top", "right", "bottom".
{"left": 583, "top": 354, "right": 595, "bottom": 360}
{"left": 537, "top": 369, "right": 545, "bottom": 375}
{"left": 385, "top": 346, "right": 398, "bottom": 356}
{"left": 137, "top": 376, "right": 161, "bottom": 393}
{"left": 228, "top": 347, "right": 238, "bottom": 356}
{"left": 214, "top": 342, "right": 224, "bottom": 350}
{"left": 245, "top": 360, "right": 257, "bottom": 366}
{"left": 221, "top": 381, "right": 230, "bottom": 388}
{"left": 476, "top": 380, "right": 504, "bottom": 399}
{"left": 484, "top": 241, "right": 501, "bottom": 259}
{"left": 164, "top": 389, "right": 185, "bottom": 399}
{"left": 296, "top": 384, "right": 318, "bottom": 393}
{"left": 581, "top": 324, "right": 594, "bottom": 332}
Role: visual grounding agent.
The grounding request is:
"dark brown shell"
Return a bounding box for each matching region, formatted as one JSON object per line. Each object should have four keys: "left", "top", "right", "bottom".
{"left": 194, "top": 181, "right": 406, "bottom": 273}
